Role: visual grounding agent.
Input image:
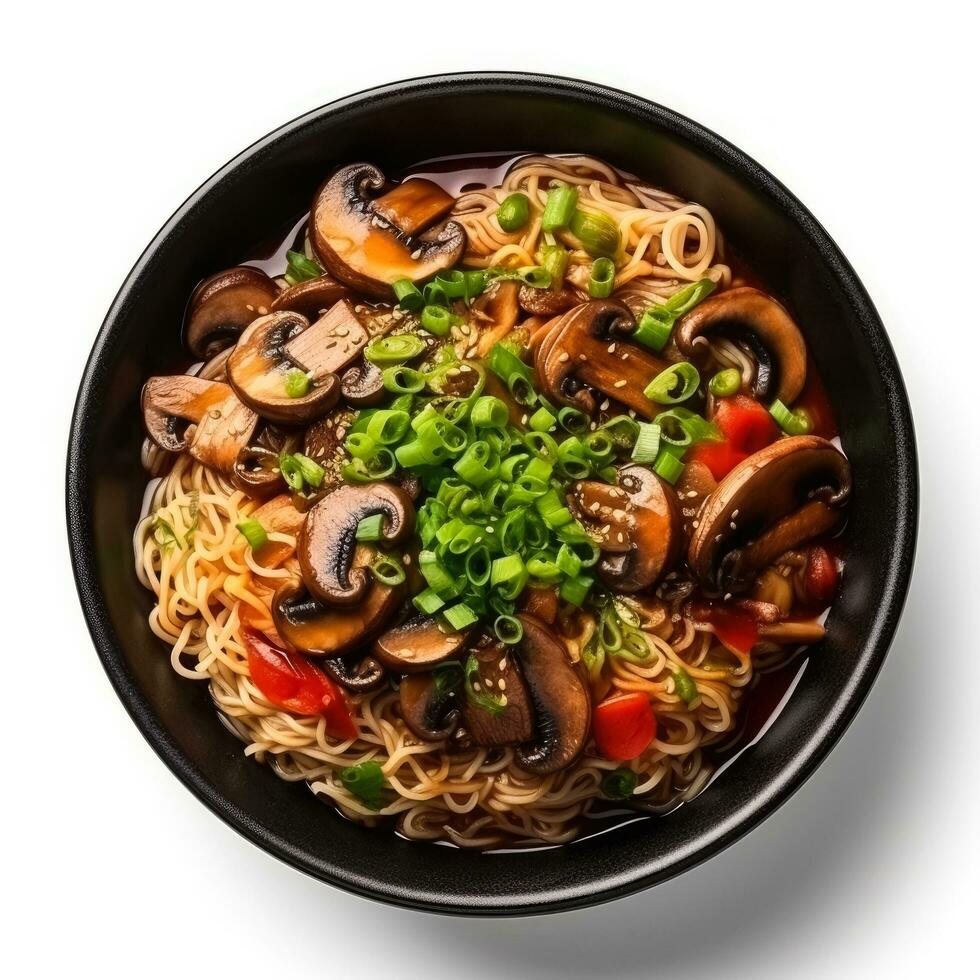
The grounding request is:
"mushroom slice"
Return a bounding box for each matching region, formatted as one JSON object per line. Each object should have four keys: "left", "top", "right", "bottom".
{"left": 321, "top": 655, "right": 386, "bottom": 693}
{"left": 515, "top": 615, "right": 591, "bottom": 775}
{"left": 184, "top": 267, "right": 279, "bottom": 359}
{"left": 373, "top": 615, "right": 472, "bottom": 673}
{"left": 248, "top": 493, "right": 305, "bottom": 567}
{"left": 757, "top": 618, "right": 826, "bottom": 644}
{"left": 535, "top": 300, "right": 669, "bottom": 419}
{"left": 470, "top": 280, "right": 520, "bottom": 357}
{"left": 227, "top": 300, "right": 369, "bottom": 424}
{"left": 675, "top": 287, "right": 807, "bottom": 404}
{"left": 310, "top": 163, "right": 466, "bottom": 299}
{"left": 272, "top": 577, "right": 403, "bottom": 661}
{"left": 302, "top": 406, "right": 355, "bottom": 487}
{"left": 231, "top": 425, "right": 299, "bottom": 499}
{"left": 141, "top": 375, "right": 258, "bottom": 473}
{"left": 269, "top": 274, "right": 350, "bottom": 318}
{"left": 340, "top": 358, "right": 386, "bottom": 406}
{"left": 400, "top": 671, "right": 463, "bottom": 742}
{"left": 299, "top": 483, "right": 414, "bottom": 607}
{"left": 462, "top": 638, "right": 534, "bottom": 747}
{"left": 689, "top": 435, "right": 851, "bottom": 593}
{"left": 570, "top": 464, "right": 682, "bottom": 592}
{"left": 517, "top": 283, "right": 581, "bottom": 317}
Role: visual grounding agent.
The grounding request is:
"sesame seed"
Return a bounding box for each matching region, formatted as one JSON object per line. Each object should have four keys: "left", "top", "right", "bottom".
{"left": 607, "top": 343, "right": 617, "bottom": 354}
{"left": 245, "top": 304, "right": 255, "bottom": 312}
{"left": 730, "top": 521, "right": 737, "bottom": 530}
{"left": 616, "top": 532, "right": 624, "bottom": 543}
{"left": 498, "top": 658, "right": 507, "bottom": 671}
{"left": 600, "top": 524, "right": 611, "bottom": 535}
{"left": 723, "top": 592, "right": 732, "bottom": 601}
{"left": 500, "top": 695, "right": 508, "bottom": 706}
{"left": 621, "top": 352, "right": 629, "bottom": 360}
{"left": 497, "top": 678, "right": 506, "bottom": 691}
{"left": 410, "top": 249, "right": 422, "bottom": 260}
{"left": 613, "top": 380, "right": 627, "bottom": 388}
{"left": 715, "top": 533, "right": 723, "bottom": 542}
{"left": 579, "top": 353, "right": 588, "bottom": 361}
{"left": 599, "top": 399, "right": 610, "bottom": 411}
{"left": 731, "top": 509, "right": 740, "bottom": 518}
{"left": 558, "top": 352, "right": 570, "bottom": 362}
{"left": 692, "top": 520, "right": 699, "bottom": 529}
{"left": 686, "top": 490, "right": 698, "bottom": 499}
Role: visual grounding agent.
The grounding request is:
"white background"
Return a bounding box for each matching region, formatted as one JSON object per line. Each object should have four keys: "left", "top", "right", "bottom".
{"left": 3, "top": 2, "right": 977, "bottom": 977}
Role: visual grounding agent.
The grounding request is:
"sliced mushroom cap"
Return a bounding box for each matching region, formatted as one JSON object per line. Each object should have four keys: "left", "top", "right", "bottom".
{"left": 470, "top": 280, "right": 520, "bottom": 357}
{"left": 517, "top": 283, "right": 581, "bottom": 317}
{"left": 515, "top": 614, "right": 591, "bottom": 775}
{"left": 689, "top": 435, "right": 851, "bottom": 593}
{"left": 321, "top": 655, "right": 386, "bottom": 693}
{"left": 272, "top": 575, "right": 403, "bottom": 660}
{"left": 269, "top": 273, "right": 350, "bottom": 318}
{"left": 373, "top": 615, "right": 472, "bottom": 672}
{"left": 675, "top": 287, "right": 807, "bottom": 404}
{"left": 534, "top": 300, "right": 669, "bottom": 419}
{"left": 141, "top": 375, "right": 258, "bottom": 473}
{"left": 311, "top": 164, "right": 466, "bottom": 299}
{"left": 231, "top": 425, "right": 299, "bottom": 498}
{"left": 462, "top": 638, "right": 534, "bottom": 747}
{"left": 400, "top": 671, "right": 462, "bottom": 741}
{"left": 184, "top": 267, "right": 279, "bottom": 359}
{"left": 227, "top": 300, "right": 369, "bottom": 423}
{"left": 340, "top": 358, "right": 386, "bottom": 406}
{"left": 570, "top": 464, "right": 681, "bottom": 592}
{"left": 299, "top": 483, "right": 414, "bottom": 607}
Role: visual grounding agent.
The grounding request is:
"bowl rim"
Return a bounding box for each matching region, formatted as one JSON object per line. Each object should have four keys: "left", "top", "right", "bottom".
{"left": 66, "top": 71, "right": 918, "bottom": 916}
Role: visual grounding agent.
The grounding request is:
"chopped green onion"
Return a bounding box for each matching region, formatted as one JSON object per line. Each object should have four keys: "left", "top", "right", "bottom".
{"left": 493, "top": 615, "right": 524, "bottom": 646}
{"left": 631, "top": 422, "right": 661, "bottom": 464}
{"left": 770, "top": 399, "right": 813, "bottom": 435}
{"left": 517, "top": 265, "right": 552, "bottom": 289}
{"left": 382, "top": 366, "right": 426, "bottom": 394}
{"left": 419, "top": 549, "right": 458, "bottom": 597}
{"left": 365, "top": 409, "right": 410, "bottom": 445}
{"left": 364, "top": 333, "right": 426, "bottom": 366}
{"left": 599, "top": 415, "right": 641, "bottom": 450}
{"left": 644, "top": 362, "right": 701, "bottom": 404}
{"left": 570, "top": 209, "right": 620, "bottom": 257}
{"left": 663, "top": 277, "right": 716, "bottom": 315}
{"left": 487, "top": 342, "right": 536, "bottom": 406}
{"left": 556, "top": 543, "right": 582, "bottom": 578}
{"left": 420, "top": 305, "right": 453, "bottom": 336}
{"left": 490, "top": 554, "right": 529, "bottom": 601}
{"left": 526, "top": 554, "right": 562, "bottom": 581}
{"left": 601, "top": 768, "right": 638, "bottom": 800}
{"left": 340, "top": 761, "right": 388, "bottom": 811}
{"left": 413, "top": 587, "right": 446, "bottom": 615}
{"left": 655, "top": 407, "right": 720, "bottom": 448}
{"left": 463, "top": 270, "right": 489, "bottom": 302}
{"left": 524, "top": 430, "right": 559, "bottom": 460}
{"left": 541, "top": 181, "right": 579, "bottom": 232}
{"left": 470, "top": 395, "right": 509, "bottom": 429}
{"left": 465, "top": 546, "right": 492, "bottom": 588}
{"left": 341, "top": 449, "right": 396, "bottom": 483}
{"left": 433, "top": 270, "right": 467, "bottom": 300}
{"left": 633, "top": 308, "right": 675, "bottom": 351}
{"left": 392, "top": 278, "right": 424, "bottom": 312}
{"left": 673, "top": 667, "right": 698, "bottom": 704}
{"left": 453, "top": 441, "right": 499, "bottom": 487}
{"left": 582, "top": 430, "right": 615, "bottom": 462}
{"left": 653, "top": 448, "right": 685, "bottom": 484}
{"left": 284, "top": 369, "right": 311, "bottom": 398}
{"left": 588, "top": 257, "right": 616, "bottom": 298}
{"left": 709, "top": 368, "right": 742, "bottom": 398}
{"left": 443, "top": 602, "right": 479, "bottom": 631}
{"left": 236, "top": 518, "right": 267, "bottom": 550}
{"left": 529, "top": 406, "right": 557, "bottom": 432}
{"left": 556, "top": 437, "right": 591, "bottom": 480}
{"left": 284, "top": 250, "right": 322, "bottom": 286}
{"left": 558, "top": 406, "right": 589, "bottom": 435}
{"left": 370, "top": 553, "right": 406, "bottom": 586}
{"left": 279, "top": 452, "right": 324, "bottom": 491}
{"left": 496, "top": 193, "right": 531, "bottom": 232}
{"left": 559, "top": 573, "right": 593, "bottom": 606}
{"left": 539, "top": 244, "right": 569, "bottom": 286}
{"left": 345, "top": 432, "right": 377, "bottom": 460}
{"left": 355, "top": 514, "right": 386, "bottom": 542}
{"left": 464, "top": 652, "right": 507, "bottom": 713}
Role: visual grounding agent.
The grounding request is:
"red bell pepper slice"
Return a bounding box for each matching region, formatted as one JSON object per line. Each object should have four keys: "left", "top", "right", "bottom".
{"left": 242, "top": 627, "right": 357, "bottom": 739}
{"left": 690, "top": 394, "right": 778, "bottom": 480}
{"left": 593, "top": 692, "right": 656, "bottom": 761}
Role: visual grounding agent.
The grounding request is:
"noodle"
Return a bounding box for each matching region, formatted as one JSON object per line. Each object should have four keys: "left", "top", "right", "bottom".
{"left": 136, "top": 453, "right": 761, "bottom": 846}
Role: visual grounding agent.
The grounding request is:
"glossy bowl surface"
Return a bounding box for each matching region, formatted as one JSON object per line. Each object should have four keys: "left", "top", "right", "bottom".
{"left": 67, "top": 73, "right": 917, "bottom": 915}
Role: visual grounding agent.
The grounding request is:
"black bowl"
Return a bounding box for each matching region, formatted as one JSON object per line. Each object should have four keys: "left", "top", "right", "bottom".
{"left": 66, "top": 73, "right": 917, "bottom": 915}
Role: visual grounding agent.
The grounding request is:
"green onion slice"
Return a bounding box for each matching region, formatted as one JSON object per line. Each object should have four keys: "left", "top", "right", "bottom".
{"left": 588, "top": 257, "right": 616, "bottom": 298}
{"left": 355, "top": 514, "right": 386, "bottom": 542}
{"left": 541, "top": 181, "right": 579, "bottom": 232}
{"left": 497, "top": 193, "right": 531, "bottom": 232}
{"left": 284, "top": 250, "right": 322, "bottom": 286}
{"left": 370, "top": 553, "right": 406, "bottom": 587}
{"left": 601, "top": 767, "right": 638, "bottom": 800}
{"left": 570, "top": 209, "right": 621, "bottom": 257}
{"left": 644, "top": 362, "right": 701, "bottom": 405}
{"left": 236, "top": 518, "right": 267, "bottom": 550}
{"left": 770, "top": 399, "right": 813, "bottom": 435}
{"left": 420, "top": 305, "right": 453, "bottom": 337}
{"left": 340, "top": 761, "right": 388, "bottom": 811}
{"left": 631, "top": 422, "right": 661, "bottom": 464}
{"left": 284, "top": 369, "right": 311, "bottom": 398}
{"left": 673, "top": 667, "right": 698, "bottom": 704}
{"left": 392, "top": 278, "right": 424, "bottom": 312}
{"left": 364, "top": 334, "right": 426, "bottom": 366}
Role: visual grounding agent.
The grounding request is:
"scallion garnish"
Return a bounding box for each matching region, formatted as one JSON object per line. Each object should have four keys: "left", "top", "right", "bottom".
{"left": 369, "top": 553, "right": 406, "bottom": 587}
{"left": 541, "top": 181, "right": 579, "bottom": 232}
{"left": 340, "top": 761, "right": 389, "bottom": 811}
{"left": 643, "top": 362, "right": 701, "bottom": 405}
{"left": 236, "top": 518, "right": 268, "bottom": 551}
{"left": 279, "top": 451, "right": 324, "bottom": 492}
{"left": 709, "top": 368, "right": 742, "bottom": 398}
{"left": 588, "top": 257, "right": 616, "bottom": 298}
{"left": 420, "top": 305, "right": 453, "bottom": 336}
{"left": 770, "top": 399, "right": 813, "bottom": 435}
{"left": 355, "top": 514, "right": 386, "bottom": 542}
{"left": 653, "top": 448, "right": 685, "bottom": 484}
{"left": 364, "top": 334, "right": 426, "bottom": 366}
{"left": 539, "top": 244, "right": 569, "bottom": 287}
{"left": 673, "top": 667, "right": 698, "bottom": 704}
{"left": 601, "top": 768, "right": 638, "bottom": 800}
{"left": 496, "top": 193, "right": 531, "bottom": 232}
{"left": 284, "top": 369, "right": 311, "bottom": 398}
{"left": 631, "top": 422, "right": 662, "bottom": 464}
{"left": 392, "top": 278, "right": 424, "bottom": 312}
{"left": 284, "top": 250, "right": 322, "bottom": 286}
{"left": 570, "top": 209, "right": 621, "bottom": 258}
